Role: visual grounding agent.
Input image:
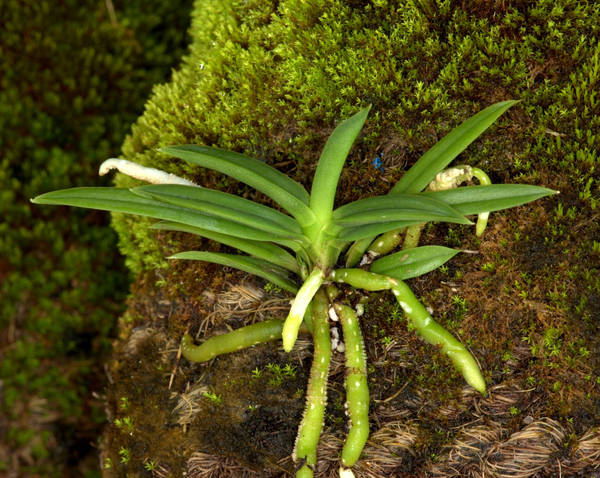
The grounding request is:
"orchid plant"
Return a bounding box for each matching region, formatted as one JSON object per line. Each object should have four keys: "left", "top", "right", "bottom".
{"left": 33, "top": 101, "right": 556, "bottom": 477}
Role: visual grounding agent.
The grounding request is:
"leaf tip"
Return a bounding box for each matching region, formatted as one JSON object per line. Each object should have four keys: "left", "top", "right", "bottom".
{"left": 498, "top": 99, "right": 520, "bottom": 109}
{"left": 157, "top": 145, "right": 182, "bottom": 156}
{"left": 30, "top": 193, "right": 52, "bottom": 205}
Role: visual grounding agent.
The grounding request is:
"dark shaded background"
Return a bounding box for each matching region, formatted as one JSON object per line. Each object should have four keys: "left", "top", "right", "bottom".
{"left": 0, "top": 1, "right": 192, "bottom": 476}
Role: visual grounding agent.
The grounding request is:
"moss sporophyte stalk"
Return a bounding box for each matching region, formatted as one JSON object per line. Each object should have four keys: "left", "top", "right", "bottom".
{"left": 33, "top": 101, "right": 557, "bottom": 477}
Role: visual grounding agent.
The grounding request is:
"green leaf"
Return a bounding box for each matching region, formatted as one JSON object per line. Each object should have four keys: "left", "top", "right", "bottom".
{"left": 160, "top": 145, "right": 315, "bottom": 226}
{"left": 32, "top": 188, "right": 292, "bottom": 242}
{"left": 370, "top": 246, "right": 461, "bottom": 279}
{"left": 331, "top": 194, "right": 471, "bottom": 241}
{"left": 391, "top": 100, "right": 519, "bottom": 194}
{"left": 332, "top": 194, "right": 471, "bottom": 226}
{"left": 333, "top": 209, "right": 468, "bottom": 227}
{"left": 422, "top": 184, "right": 558, "bottom": 215}
{"left": 169, "top": 251, "right": 298, "bottom": 293}
{"left": 152, "top": 221, "right": 300, "bottom": 273}
{"left": 309, "top": 106, "right": 371, "bottom": 225}
{"left": 132, "top": 184, "right": 303, "bottom": 238}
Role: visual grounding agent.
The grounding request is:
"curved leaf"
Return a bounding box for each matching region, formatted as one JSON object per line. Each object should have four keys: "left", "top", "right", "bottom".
{"left": 370, "top": 246, "right": 461, "bottom": 279}
{"left": 422, "top": 184, "right": 558, "bottom": 215}
{"left": 152, "top": 221, "right": 299, "bottom": 273}
{"left": 333, "top": 194, "right": 471, "bottom": 226}
{"left": 169, "top": 251, "right": 298, "bottom": 293}
{"left": 334, "top": 209, "right": 469, "bottom": 226}
{"left": 391, "top": 100, "right": 518, "bottom": 194}
{"left": 160, "top": 145, "right": 315, "bottom": 226}
{"left": 309, "top": 106, "right": 371, "bottom": 225}
{"left": 132, "top": 184, "right": 303, "bottom": 238}
{"left": 32, "top": 187, "right": 291, "bottom": 242}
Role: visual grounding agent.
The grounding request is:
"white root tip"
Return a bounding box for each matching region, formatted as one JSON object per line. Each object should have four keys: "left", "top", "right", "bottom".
{"left": 99, "top": 158, "right": 198, "bottom": 186}
{"left": 339, "top": 467, "right": 356, "bottom": 478}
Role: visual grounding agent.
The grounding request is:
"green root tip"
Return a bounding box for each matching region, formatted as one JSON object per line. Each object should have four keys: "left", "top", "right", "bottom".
{"left": 475, "top": 214, "right": 489, "bottom": 237}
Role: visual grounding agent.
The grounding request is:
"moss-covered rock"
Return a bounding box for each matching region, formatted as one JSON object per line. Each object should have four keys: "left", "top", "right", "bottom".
{"left": 100, "top": 0, "right": 598, "bottom": 476}
{"left": 0, "top": 1, "right": 192, "bottom": 476}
